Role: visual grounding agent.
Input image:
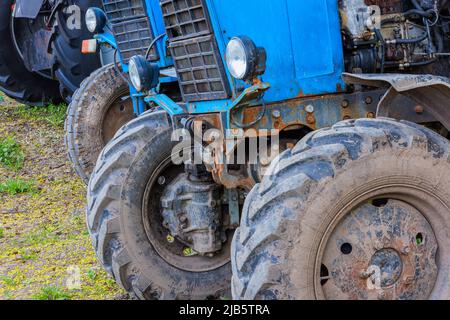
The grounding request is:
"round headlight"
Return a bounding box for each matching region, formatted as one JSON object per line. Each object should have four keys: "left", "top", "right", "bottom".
{"left": 129, "top": 58, "right": 142, "bottom": 91}
{"left": 225, "top": 36, "right": 266, "bottom": 81}
{"left": 226, "top": 38, "right": 248, "bottom": 80}
{"left": 85, "top": 7, "right": 107, "bottom": 34}
{"left": 129, "top": 55, "right": 160, "bottom": 92}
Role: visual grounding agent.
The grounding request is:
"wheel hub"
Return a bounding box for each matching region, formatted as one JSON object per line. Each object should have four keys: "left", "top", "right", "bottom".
{"left": 369, "top": 248, "right": 402, "bottom": 288}
{"left": 101, "top": 95, "right": 134, "bottom": 143}
{"left": 320, "top": 199, "right": 438, "bottom": 300}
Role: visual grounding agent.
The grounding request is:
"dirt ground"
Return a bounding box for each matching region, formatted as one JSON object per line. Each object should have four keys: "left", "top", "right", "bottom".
{"left": 0, "top": 92, "right": 127, "bottom": 300}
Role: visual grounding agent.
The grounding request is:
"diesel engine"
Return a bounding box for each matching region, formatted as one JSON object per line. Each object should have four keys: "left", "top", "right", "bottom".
{"left": 341, "top": 0, "right": 450, "bottom": 73}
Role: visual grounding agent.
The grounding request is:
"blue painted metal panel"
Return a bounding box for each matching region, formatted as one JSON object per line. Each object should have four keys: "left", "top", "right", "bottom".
{"left": 145, "top": 0, "right": 173, "bottom": 68}
{"left": 206, "top": 0, "right": 346, "bottom": 102}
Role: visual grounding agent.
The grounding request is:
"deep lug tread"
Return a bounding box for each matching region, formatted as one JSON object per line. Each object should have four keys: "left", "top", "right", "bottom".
{"left": 232, "top": 118, "right": 450, "bottom": 300}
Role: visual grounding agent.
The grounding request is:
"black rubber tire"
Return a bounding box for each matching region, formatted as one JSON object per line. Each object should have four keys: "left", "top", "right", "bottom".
{"left": 0, "top": 0, "right": 61, "bottom": 105}
{"left": 52, "top": 0, "right": 102, "bottom": 102}
{"left": 87, "top": 110, "right": 232, "bottom": 299}
{"left": 65, "top": 63, "right": 134, "bottom": 184}
{"left": 232, "top": 118, "right": 450, "bottom": 300}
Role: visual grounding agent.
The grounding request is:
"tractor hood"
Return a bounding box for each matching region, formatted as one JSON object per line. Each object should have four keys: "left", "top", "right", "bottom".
{"left": 207, "top": 0, "right": 346, "bottom": 102}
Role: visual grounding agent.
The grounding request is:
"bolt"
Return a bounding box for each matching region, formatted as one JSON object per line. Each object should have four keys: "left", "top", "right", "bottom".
{"left": 367, "top": 112, "right": 376, "bottom": 118}
{"left": 305, "top": 104, "right": 314, "bottom": 113}
{"left": 341, "top": 99, "right": 349, "bottom": 108}
{"left": 401, "top": 246, "right": 410, "bottom": 255}
{"left": 179, "top": 216, "right": 187, "bottom": 223}
{"left": 272, "top": 110, "right": 281, "bottom": 118}
{"left": 404, "top": 276, "right": 415, "bottom": 285}
{"left": 365, "top": 96, "right": 373, "bottom": 105}
{"left": 415, "top": 105, "right": 424, "bottom": 114}
{"left": 360, "top": 269, "right": 376, "bottom": 279}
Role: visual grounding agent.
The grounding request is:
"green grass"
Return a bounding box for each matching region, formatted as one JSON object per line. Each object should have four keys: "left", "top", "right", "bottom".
{"left": 18, "top": 248, "right": 39, "bottom": 262}
{"left": 13, "top": 103, "right": 67, "bottom": 127}
{"left": 0, "top": 228, "right": 4, "bottom": 238}
{"left": 22, "top": 224, "right": 59, "bottom": 246}
{"left": 32, "top": 286, "right": 72, "bottom": 300}
{"left": 0, "top": 178, "right": 36, "bottom": 195}
{"left": 0, "top": 137, "right": 24, "bottom": 170}
{"left": 0, "top": 276, "right": 17, "bottom": 286}
{"left": 86, "top": 269, "right": 97, "bottom": 281}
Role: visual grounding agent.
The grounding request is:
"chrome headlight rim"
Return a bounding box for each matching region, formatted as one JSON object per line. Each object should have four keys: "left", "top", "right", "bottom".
{"left": 226, "top": 37, "right": 250, "bottom": 80}
{"left": 225, "top": 36, "right": 266, "bottom": 82}
{"left": 128, "top": 55, "right": 160, "bottom": 92}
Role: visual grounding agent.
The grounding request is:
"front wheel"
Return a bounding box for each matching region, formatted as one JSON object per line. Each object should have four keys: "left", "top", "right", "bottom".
{"left": 232, "top": 118, "right": 450, "bottom": 300}
{"left": 87, "top": 111, "right": 231, "bottom": 299}
{"left": 65, "top": 64, "right": 134, "bottom": 184}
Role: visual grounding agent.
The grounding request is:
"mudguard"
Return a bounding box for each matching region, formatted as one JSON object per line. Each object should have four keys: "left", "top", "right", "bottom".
{"left": 343, "top": 73, "right": 450, "bottom": 131}
{"left": 14, "top": 0, "right": 45, "bottom": 18}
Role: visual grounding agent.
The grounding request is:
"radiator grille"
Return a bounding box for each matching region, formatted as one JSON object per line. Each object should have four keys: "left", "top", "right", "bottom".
{"left": 160, "top": 0, "right": 229, "bottom": 101}
{"left": 102, "top": 0, "right": 158, "bottom": 62}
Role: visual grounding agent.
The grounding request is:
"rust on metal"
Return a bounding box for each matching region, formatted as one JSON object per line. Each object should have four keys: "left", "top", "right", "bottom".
{"left": 321, "top": 199, "right": 438, "bottom": 300}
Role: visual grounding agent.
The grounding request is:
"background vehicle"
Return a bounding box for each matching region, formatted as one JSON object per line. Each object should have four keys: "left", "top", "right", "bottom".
{"left": 86, "top": 0, "right": 450, "bottom": 300}
{"left": 0, "top": 0, "right": 102, "bottom": 105}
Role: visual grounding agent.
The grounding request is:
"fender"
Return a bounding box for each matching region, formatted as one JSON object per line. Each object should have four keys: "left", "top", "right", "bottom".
{"left": 343, "top": 73, "right": 450, "bottom": 131}
{"left": 14, "top": 0, "right": 45, "bottom": 19}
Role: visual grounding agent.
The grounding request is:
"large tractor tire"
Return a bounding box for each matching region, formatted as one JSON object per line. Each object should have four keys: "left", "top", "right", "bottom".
{"left": 87, "top": 110, "right": 231, "bottom": 299}
{"left": 0, "top": 0, "right": 60, "bottom": 105}
{"left": 52, "top": 0, "right": 102, "bottom": 102}
{"left": 232, "top": 118, "right": 450, "bottom": 300}
{"left": 65, "top": 64, "right": 134, "bottom": 184}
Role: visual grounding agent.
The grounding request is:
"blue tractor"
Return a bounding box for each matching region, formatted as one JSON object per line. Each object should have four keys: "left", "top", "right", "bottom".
{"left": 81, "top": 0, "right": 450, "bottom": 299}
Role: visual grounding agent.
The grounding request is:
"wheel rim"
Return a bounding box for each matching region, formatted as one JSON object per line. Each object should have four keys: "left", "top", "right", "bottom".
{"left": 317, "top": 194, "right": 439, "bottom": 300}
{"left": 142, "top": 156, "right": 231, "bottom": 273}
{"left": 101, "top": 91, "right": 134, "bottom": 143}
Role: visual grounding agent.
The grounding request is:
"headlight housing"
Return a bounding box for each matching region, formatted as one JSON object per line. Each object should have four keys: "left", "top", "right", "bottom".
{"left": 85, "top": 7, "right": 107, "bottom": 34}
{"left": 129, "top": 55, "right": 160, "bottom": 92}
{"left": 225, "top": 36, "right": 266, "bottom": 81}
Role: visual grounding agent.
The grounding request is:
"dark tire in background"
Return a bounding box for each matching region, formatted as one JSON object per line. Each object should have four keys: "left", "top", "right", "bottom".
{"left": 65, "top": 64, "right": 134, "bottom": 184}
{"left": 0, "top": 0, "right": 60, "bottom": 105}
{"left": 52, "top": 0, "right": 102, "bottom": 102}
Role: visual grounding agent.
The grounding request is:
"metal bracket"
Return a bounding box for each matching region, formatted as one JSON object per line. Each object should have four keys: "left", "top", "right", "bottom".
{"left": 343, "top": 73, "right": 450, "bottom": 130}
{"left": 228, "top": 189, "right": 240, "bottom": 228}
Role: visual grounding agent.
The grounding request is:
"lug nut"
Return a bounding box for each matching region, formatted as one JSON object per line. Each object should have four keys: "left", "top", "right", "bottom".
{"left": 360, "top": 269, "right": 375, "bottom": 279}
{"left": 341, "top": 100, "right": 349, "bottom": 108}
{"left": 401, "top": 246, "right": 410, "bottom": 255}
{"left": 272, "top": 110, "right": 281, "bottom": 118}
{"left": 305, "top": 105, "right": 314, "bottom": 113}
